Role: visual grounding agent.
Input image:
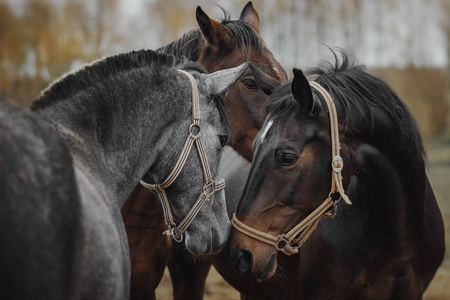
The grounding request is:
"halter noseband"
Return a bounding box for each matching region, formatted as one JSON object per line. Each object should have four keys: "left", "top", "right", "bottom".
{"left": 140, "top": 69, "right": 225, "bottom": 242}
{"left": 232, "top": 81, "right": 352, "bottom": 255}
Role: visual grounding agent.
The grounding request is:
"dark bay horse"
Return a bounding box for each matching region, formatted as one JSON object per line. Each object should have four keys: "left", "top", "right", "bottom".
{"left": 0, "top": 50, "right": 248, "bottom": 299}
{"left": 120, "top": 2, "right": 287, "bottom": 299}
{"left": 227, "top": 51, "right": 445, "bottom": 299}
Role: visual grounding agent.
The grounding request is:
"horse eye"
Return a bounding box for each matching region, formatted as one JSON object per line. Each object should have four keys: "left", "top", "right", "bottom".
{"left": 218, "top": 134, "right": 229, "bottom": 147}
{"left": 280, "top": 153, "right": 298, "bottom": 166}
{"left": 242, "top": 78, "right": 258, "bottom": 90}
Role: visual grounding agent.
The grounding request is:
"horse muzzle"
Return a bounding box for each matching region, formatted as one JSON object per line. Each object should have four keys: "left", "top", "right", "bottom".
{"left": 184, "top": 188, "right": 231, "bottom": 255}
{"left": 228, "top": 227, "right": 278, "bottom": 280}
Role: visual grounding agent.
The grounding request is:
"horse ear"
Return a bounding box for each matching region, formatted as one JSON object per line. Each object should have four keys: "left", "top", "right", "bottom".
{"left": 240, "top": 2, "right": 260, "bottom": 33}
{"left": 291, "top": 68, "right": 316, "bottom": 117}
{"left": 200, "top": 61, "right": 250, "bottom": 96}
{"left": 249, "top": 63, "right": 281, "bottom": 95}
{"left": 196, "top": 6, "right": 233, "bottom": 47}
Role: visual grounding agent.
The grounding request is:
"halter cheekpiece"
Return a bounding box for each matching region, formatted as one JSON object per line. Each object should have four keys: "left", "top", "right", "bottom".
{"left": 140, "top": 69, "right": 225, "bottom": 242}
{"left": 232, "top": 81, "right": 352, "bottom": 255}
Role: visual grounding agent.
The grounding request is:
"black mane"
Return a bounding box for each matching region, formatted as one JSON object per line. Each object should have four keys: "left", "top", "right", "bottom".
{"left": 266, "top": 49, "right": 425, "bottom": 162}
{"left": 157, "top": 8, "right": 261, "bottom": 59}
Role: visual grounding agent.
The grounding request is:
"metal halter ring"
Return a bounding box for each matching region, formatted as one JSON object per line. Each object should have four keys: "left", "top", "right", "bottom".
{"left": 328, "top": 191, "right": 342, "bottom": 204}
{"left": 332, "top": 155, "right": 343, "bottom": 172}
{"left": 189, "top": 124, "right": 201, "bottom": 138}
{"left": 164, "top": 228, "right": 183, "bottom": 242}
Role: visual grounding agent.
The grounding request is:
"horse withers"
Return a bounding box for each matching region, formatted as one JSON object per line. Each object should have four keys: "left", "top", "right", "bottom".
{"left": 0, "top": 51, "right": 248, "bottom": 299}
{"left": 227, "top": 50, "right": 445, "bottom": 299}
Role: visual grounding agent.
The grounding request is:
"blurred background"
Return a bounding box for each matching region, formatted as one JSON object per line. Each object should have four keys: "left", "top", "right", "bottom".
{"left": 1, "top": 0, "right": 449, "bottom": 298}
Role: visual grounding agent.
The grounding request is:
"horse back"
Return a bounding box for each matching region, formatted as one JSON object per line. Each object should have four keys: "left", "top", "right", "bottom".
{"left": 0, "top": 99, "right": 80, "bottom": 299}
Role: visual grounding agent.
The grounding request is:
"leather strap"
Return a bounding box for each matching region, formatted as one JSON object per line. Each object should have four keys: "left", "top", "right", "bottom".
{"left": 140, "top": 69, "right": 225, "bottom": 242}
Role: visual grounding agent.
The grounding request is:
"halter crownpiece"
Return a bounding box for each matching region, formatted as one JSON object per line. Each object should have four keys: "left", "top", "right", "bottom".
{"left": 232, "top": 80, "right": 351, "bottom": 255}
{"left": 140, "top": 69, "right": 226, "bottom": 242}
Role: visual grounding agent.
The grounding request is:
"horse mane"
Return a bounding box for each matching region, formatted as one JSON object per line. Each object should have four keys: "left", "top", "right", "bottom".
{"left": 157, "top": 7, "right": 261, "bottom": 59}
{"left": 266, "top": 49, "right": 426, "bottom": 163}
{"left": 31, "top": 50, "right": 188, "bottom": 110}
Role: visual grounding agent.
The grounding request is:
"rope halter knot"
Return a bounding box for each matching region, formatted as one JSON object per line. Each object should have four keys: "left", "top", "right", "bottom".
{"left": 140, "top": 69, "right": 226, "bottom": 242}
{"left": 231, "top": 81, "right": 351, "bottom": 255}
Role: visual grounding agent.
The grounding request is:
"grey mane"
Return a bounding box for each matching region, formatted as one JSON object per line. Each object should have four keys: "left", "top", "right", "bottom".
{"left": 31, "top": 50, "right": 190, "bottom": 110}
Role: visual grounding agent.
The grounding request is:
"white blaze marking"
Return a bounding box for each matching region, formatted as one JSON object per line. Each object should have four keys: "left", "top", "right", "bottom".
{"left": 260, "top": 119, "right": 274, "bottom": 144}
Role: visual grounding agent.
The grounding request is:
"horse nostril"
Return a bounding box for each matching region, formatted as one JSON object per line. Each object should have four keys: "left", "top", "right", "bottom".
{"left": 233, "top": 248, "right": 254, "bottom": 276}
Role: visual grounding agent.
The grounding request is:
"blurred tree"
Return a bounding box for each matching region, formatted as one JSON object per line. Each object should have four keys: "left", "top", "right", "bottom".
{"left": 0, "top": 3, "right": 23, "bottom": 102}
{"left": 441, "top": 0, "right": 450, "bottom": 133}
{"left": 146, "top": 0, "right": 194, "bottom": 45}
{"left": 0, "top": 0, "right": 120, "bottom": 107}
{"left": 0, "top": 0, "right": 448, "bottom": 137}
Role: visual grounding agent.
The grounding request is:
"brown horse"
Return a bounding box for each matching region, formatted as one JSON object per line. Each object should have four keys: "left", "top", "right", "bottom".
{"left": 120, "top": 2, "right": 287, "bottom": 299}
{"left": 226, "top": 50, "right": 445, "bottom": 299}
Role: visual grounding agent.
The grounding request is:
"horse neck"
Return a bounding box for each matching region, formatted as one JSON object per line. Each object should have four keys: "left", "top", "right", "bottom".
{"left": 33, "top": 72, "right": 187, "bottom": 207}
{"left": 346, "top": 137, "right": 427, "bottom": 246}
{"left": 327, "top": 78, "right": 427, "bottom": 208}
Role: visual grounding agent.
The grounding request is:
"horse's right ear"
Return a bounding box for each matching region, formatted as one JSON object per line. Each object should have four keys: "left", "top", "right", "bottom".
{"left": 291, "top": 68, "right": 316, "bottom": 117}
{"left": 196, "top": 6, "right": 233, "bottom": 48}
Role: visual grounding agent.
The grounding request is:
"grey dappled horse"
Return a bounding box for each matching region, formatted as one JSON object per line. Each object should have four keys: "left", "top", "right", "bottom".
{"left": 0, "top": 50, "right": 248, "bottom": 299}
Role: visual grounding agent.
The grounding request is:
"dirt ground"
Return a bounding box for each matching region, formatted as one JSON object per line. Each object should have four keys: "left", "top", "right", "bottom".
{"left": 155, "top": 136, "right": 450, "bottom": 300}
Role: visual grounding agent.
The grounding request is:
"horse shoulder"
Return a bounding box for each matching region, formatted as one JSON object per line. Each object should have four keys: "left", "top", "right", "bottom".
{"left": 71, "top": 165, "right": 131, "bottom": 299}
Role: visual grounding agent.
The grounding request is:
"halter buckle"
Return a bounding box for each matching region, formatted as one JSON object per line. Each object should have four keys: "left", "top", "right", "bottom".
{"left": 332, "top": 156, "right": 343, "bottom": 173}
{"left": 275, "top": 234, "right": 301, "bottom": 255}
{"left": 275, "top": 234, "right": 290, "bottom": 251}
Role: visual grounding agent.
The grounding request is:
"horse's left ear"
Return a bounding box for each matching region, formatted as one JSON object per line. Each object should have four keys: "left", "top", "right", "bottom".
{"left": 291, "top": 68, "right": 317, "bottom": 117}
{"left": 240, "top": 2, "right": 260, "bottom": 33}
{"left": 196, "top": 6, "right": 233, "bottom": 48}
{"left": 200, "top": 61, "right": 250, "bottom": 96}
{"left": 249, "top": 63, "right": 281, "bottom": 95}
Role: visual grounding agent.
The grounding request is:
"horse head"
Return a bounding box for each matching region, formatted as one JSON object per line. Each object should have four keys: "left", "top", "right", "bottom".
{"left": 142, "top": 61, "right": 249, "bottom": 255}
{"left": 195, "top": 2, "right": 286, "bottom": 160}
{"left": 227, "top": 68, "right": 354, "bottom": 280}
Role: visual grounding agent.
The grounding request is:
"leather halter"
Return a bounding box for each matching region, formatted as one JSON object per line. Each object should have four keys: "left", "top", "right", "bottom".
{"left": 232, "top": 81, "right": 352, "bottom": 255}
{"left": 140, "top": 69, "right": 226, "bottom": 242}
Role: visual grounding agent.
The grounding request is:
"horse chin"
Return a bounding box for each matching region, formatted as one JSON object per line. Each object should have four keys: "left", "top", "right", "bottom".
{"left": 184, "top": 224, "right": 228, "bottom": 255}
{"left": 255, "top": 253, "right": 278, "bottom": 281}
